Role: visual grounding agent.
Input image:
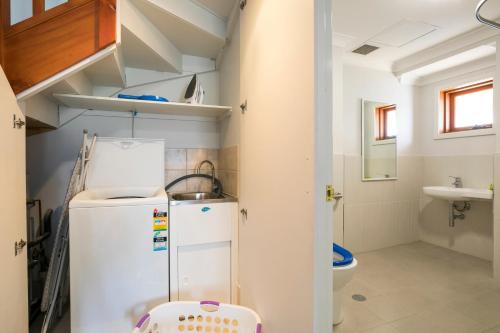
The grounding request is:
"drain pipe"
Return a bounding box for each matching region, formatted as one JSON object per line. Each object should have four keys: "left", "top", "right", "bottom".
{"left": 448, "top": 201, "right": 471, "bottom": 227}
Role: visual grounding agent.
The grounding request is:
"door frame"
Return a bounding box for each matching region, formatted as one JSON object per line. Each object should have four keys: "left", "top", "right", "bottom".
{"left": 313, "top": 0, "right": 334, "bottom": 331}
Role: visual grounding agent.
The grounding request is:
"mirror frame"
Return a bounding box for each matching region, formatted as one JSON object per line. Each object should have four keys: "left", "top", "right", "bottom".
{"left": 361, "top": 99, "right": 398, "bottom": 182}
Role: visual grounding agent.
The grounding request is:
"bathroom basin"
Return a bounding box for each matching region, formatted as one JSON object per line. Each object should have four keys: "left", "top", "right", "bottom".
{"left": 168, "top": 192, "right": 237, "bottom": 205}
{"left": 422, "top": 186, "right": 493, "bottom": 202}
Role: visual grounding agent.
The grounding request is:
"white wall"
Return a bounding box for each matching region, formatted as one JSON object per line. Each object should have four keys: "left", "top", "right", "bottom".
{"left": 343, "top": 65, "right": 418, "bottom": 157}
{"left": 494, "top": 36, "right": 500, "bottom": 278}
{"left": 341, "top": 62, "right": 496, "bottom": 260}
{"left": 416, "top": 66, "right": 496, "bottom": 156}
{"left": 342, "top": 65, "right": 420, "bottom": 253}
{"left": 219, "top": 21, "right": 240, "bottom": 149}
{"left": 416, "top": 66, "right": 495, "bottom": 260}
{"left": 332, "top": 46, "right": 344, "bottom": 245}
{"left": 27, "top": 70, "right": 221, "bottom": 248}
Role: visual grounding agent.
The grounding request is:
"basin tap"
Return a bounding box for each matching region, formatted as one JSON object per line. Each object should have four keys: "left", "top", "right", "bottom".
{"left": 449, "top": 176, "right": 463, "bottom": 188}
{"left": 196, "top": 160, "right": 215, "bottom": 191}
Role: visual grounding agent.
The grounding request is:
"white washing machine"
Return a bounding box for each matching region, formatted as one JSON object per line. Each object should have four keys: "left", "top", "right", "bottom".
{"left": 69, "top": 138, "right": 169, "bottom": 333}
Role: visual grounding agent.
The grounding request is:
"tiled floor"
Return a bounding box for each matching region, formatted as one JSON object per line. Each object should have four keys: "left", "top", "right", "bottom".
{"left": 334, "top": 241, "right": 500, "bottom": 333}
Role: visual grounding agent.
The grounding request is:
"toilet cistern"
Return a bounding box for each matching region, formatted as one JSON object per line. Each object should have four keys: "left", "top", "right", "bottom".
{"left": 449, "top": 176, "right": 462, "bottom": 188}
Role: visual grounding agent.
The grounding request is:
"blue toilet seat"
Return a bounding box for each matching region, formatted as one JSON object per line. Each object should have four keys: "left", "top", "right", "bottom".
{"left": 333, "top": 243, "right": 354, "bottom": 267}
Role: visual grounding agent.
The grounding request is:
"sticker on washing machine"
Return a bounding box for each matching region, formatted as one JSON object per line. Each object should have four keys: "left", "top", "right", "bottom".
{"left": 153, "top": 230, "right": 168, "bottom": 252}
{"left": 153, "top": 209, "right": 168, "bottom": 231}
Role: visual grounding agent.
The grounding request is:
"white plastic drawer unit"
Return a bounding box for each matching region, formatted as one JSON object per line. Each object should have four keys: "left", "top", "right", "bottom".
{"left": 169, "top": 200, "right": 238, "bottom": 304}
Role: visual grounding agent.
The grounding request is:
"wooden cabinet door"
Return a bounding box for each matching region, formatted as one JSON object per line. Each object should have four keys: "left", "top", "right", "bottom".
{"left": 0, "top": 65, "right": 27, "bottom": 332}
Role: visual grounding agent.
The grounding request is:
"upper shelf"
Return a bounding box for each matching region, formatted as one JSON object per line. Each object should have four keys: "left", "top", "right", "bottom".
{"left": 53, "top": 93, "right": 232, "bottom": 118}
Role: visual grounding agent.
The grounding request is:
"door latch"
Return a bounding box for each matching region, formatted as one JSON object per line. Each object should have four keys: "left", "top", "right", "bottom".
{"left": 13, "top": 114, "right": 25, "bottom": 129}
{"left": 15, "top": 239, "right": 26, "bottom": 256}
{"left": 326, "top": 185, "right": 334, "bottom": 202}
{"left": 326, "top": 185, "right": 343, "bottom": 201}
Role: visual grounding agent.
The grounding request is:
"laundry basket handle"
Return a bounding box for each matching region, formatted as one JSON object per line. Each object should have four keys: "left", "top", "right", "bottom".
{"left": 135, "top": 313, "right": 150, "bottom": 329}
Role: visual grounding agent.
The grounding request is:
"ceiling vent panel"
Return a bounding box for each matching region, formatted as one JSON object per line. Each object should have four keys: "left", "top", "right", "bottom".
{"left": 369, "top": 20, "right": 438, "bottom": 48}
{"left": 352, "top": 44, "right": 379, "bottom": 55}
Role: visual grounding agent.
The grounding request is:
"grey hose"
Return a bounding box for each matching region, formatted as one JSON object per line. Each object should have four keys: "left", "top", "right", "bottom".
{"left": 165, "top": 174, "right": 223, "bottom": 196}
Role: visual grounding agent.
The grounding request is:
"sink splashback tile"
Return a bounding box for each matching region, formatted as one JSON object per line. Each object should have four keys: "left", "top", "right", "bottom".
{"left": 164, "top": 146, "right": 239, "bottom": 197}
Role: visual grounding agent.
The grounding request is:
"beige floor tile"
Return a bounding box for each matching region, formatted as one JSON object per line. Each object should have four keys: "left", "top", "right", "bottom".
{"left": 360, "top": 324, "right": 400, "bottom": 333}
{"left": 338, "top": 301, "right": 386, "bottom": 332}
{"left": 389, "top": 305, "right": 486, "bottom": 333}
{"left": 448, "top": 291, "right": 500, "bottom": 329}
{"left": 342, "top": 242, "right": 497, "bottom": 333}
{"left": 343, "top": 278, "right": 383, "bottom": 299}
{"left": 483, "top": 325, "right": 500, "bottom": 333}
{"left": 362, "top": 289, "right": 434, "bottom": 322}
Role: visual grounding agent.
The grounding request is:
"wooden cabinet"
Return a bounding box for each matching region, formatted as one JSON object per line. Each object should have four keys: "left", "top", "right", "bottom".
{"left": 0, "top": 0, "right": 116, "bottom": 94}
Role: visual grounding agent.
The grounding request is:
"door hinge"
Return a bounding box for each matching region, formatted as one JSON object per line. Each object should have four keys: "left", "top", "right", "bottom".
{"left": 13, "top": 114, "right": 25, "bottom": 129}
{"left": 240, "top": 0, "right": 247, "bottom": 10}
{"left": 15, "top": 239, "right": 26, "bottom": 256}
{"left": 240, "top": 100, "right": 247, "bottom": 113}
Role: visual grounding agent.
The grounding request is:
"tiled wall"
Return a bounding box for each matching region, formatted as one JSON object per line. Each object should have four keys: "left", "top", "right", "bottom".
{"left": 165, "top": 146, "right": 239, "bottom": 197}
{"left": 343, "top": 155, "right": 421, "bottom": 253}
{"left": 343, "top": 153, "right": 494, "bottom": 260}
{"left": 218, "top": 146, "right": 239, "bottom": 197}
{"left": 419, "top": 155, "right": 494, "bottom": 261}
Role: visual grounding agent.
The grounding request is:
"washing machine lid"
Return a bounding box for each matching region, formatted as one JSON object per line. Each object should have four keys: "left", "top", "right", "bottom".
{"left": 70, "top": 187, "right": 168, "bottom": 208}
{"left": 85, "top": 137, "right": 164, "bottom": 189}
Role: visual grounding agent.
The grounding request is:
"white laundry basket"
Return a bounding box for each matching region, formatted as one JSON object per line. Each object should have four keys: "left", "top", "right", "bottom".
{"left": 133, "top": 301, "right": 262, "bottom": 333}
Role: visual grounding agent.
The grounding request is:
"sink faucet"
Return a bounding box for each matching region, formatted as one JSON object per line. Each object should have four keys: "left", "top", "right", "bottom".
{"left": 196, "top": 160, "right": 215, "bottom": 191}
{"left": 449, "top": 176, "right": 462, "bottom": 188}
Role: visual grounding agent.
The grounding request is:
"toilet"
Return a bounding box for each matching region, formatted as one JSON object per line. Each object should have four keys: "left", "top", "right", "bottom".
{"left": 332, "top": 243, "right": 357, "bottom": 325}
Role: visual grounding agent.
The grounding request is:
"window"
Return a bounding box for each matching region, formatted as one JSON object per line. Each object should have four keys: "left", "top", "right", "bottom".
{"left": 375, "top": 104, "right": 396, "bottom": 140}
{"left": 440, "top": 80, "right": 493, "bottom": 133}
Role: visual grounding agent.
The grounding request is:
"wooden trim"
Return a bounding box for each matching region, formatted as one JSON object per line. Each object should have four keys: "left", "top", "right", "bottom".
{"left": 376, "top": 104, "right": 396, "bottom": 140}
{"left": 4, "top": 1, "right": 99, "bottom": 93}
{"left": 33, "top": 0, "right": 45, "bottom": 15}
{"left": 4, "top": 0, "right": 92, "bottom": 37}
{"left": 441, "top": 80, "right": 493, "bottom": 133}
{"left": 2, "top": 0, "right": 10, "bottom": 29}
{"left": 0, "top": 15, "right": 3, "bottom": 67}
{"left": 1, "top": 0, "right": 116, "bottom": 93}
{"left": 97, "top": 0, "right": 116, "bottom": 49}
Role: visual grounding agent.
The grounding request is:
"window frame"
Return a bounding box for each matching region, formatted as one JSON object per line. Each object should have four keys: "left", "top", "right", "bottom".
{"left": 375, "top": 104, "right": 396, "bottom": 141}
{"left": 440, "top": 79, "right": 493, "bottom": 134}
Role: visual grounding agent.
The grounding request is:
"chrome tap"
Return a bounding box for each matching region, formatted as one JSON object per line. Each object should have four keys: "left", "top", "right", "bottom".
{"left": 196, "top": 160, "right": 216, "bottom": 190}
{"left": 449, "top": 176, "right": 463, "bottom": 188}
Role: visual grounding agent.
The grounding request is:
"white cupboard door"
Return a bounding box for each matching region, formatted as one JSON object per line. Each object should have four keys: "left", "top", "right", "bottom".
{"left": 0, "top": 66, "right": 28, "bottom": 332}
{"left": 239, "top": 0, "right": 316, "bottom": 332}
{"left": 177, "top": 242, "right": 231, "bottom": 303}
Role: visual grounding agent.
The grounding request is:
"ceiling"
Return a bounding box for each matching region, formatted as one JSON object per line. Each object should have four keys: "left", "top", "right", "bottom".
{"left": 192, "top": 0, "right": 237, "bottom": 20}
{"left": 333, "top": 0, "right": 500, "bottom": 70}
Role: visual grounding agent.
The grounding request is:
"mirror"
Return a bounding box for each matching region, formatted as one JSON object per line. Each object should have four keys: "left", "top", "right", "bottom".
{"left": 362, "top": 100, "right": 397, "bottom": 181}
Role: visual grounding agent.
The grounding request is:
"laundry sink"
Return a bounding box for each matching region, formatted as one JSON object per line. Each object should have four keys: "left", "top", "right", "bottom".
{"left": 422, "top": 186, "right": 493, "bottom": 202}
{"left": 169, "top": 192, "right": 237, "bottom": 205}
{"left": 172, "top": 192, "right": 222, "bottom": 201}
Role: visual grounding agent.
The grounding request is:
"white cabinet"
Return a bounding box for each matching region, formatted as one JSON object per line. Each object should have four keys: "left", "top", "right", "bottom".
{"left": 177, "top": 242, "right": 231, "bottom": 302}
{"left": 170, "top": 201, "right": 237, "bottom": 304}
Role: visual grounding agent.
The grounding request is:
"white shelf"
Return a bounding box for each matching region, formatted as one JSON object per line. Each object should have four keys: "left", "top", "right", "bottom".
{"left": 53, "top": 93, "right": 232, "bottom": 118}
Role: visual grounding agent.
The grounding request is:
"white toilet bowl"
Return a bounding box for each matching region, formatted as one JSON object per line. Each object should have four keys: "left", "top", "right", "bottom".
{"left": 332, "top": 243, "right": 357, "bottom": 325}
